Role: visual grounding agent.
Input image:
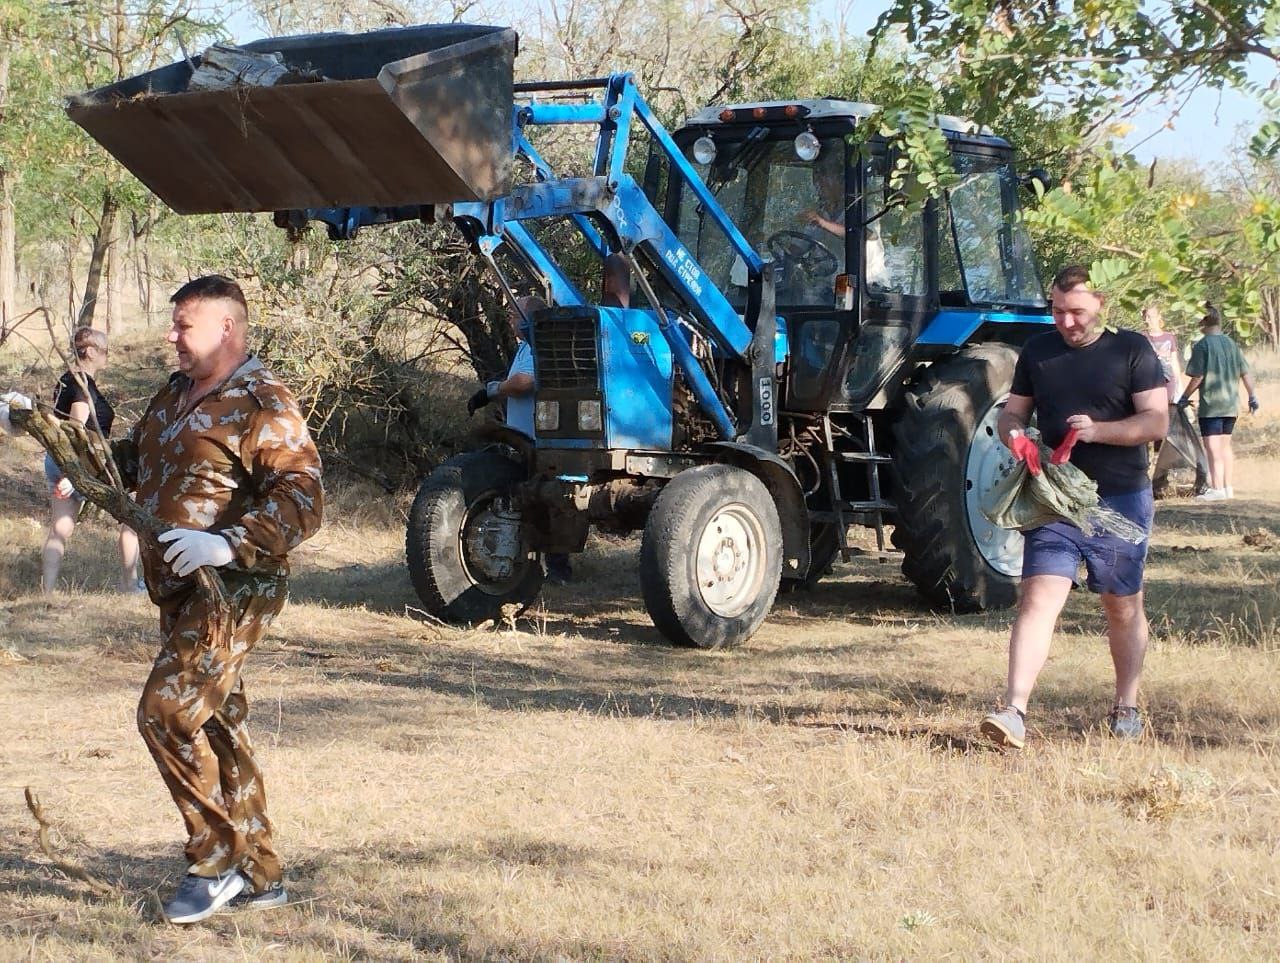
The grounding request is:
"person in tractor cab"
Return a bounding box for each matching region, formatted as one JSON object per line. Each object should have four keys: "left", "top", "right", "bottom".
{"left": 799, "top": 159, "right": 846, "bottom": 241}
{"left": 981, "top": 264, "right": 1168, "bottom": 749}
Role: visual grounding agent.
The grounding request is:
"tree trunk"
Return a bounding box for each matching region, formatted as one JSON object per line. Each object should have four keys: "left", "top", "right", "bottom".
{"left": 1261, "top": 286, "right": 1280, "bottom": 348}
{"left": 0, "top": 169, "right": 14, "bottom": 336}
{"left": 0, "top": 46, "right": 15, "bottom": 335}
{"left": 106, "top": 214, "right": 124, "bottom": 333}
{"left": 132, "top": 212, "right": 154, "bottom": 324}
{"left": 76, "top": 190, "right": 118, "bottom": 329}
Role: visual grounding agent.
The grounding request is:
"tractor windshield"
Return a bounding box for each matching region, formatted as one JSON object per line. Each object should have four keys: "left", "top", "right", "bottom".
{"left": 942, "top": 153, "right": 1045, "bottom": 307}
{"left": 676, "top": 136, "right": 847, "bottom": 309}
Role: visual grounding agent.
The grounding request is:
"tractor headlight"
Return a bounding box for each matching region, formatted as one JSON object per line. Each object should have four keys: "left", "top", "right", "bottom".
{"left": 693, "top": 135, "right": 717, "bottom": 165}
{"left": 578, "top": 400, "right": 603, "bottom": 431}
{"left": 794, "top": 130, "right": 821, "bottom": 161}
{"left": 535, "top": 400, "right": 560, "bottom": 431}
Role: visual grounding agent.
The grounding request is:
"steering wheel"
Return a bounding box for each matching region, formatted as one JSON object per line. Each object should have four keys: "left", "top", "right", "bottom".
{"left": 766, "top": 230, "right": 839, "bottom": 275}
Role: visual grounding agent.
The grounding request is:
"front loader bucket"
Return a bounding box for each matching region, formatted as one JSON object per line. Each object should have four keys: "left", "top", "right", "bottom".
{"left": 66, "top": 24, "right": 516, "bottom": 213}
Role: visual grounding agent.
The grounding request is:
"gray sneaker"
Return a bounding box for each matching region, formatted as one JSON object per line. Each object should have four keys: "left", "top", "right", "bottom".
{"left": 1107, "top": 705, "right": 1144, "bottom": 740}
{"left": 231, "top": 879, "right": 288, "bottom": 912}
{"left": 980, "top": 706, "right": 1026, "bottom": 749}
{"left": 162, "top": 870, "right": 245, "bottom": 924}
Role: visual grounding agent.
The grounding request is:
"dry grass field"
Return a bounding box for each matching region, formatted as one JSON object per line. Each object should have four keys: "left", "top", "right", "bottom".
{"left": 0, "top": 340, "right": 1277, "bottom": 960}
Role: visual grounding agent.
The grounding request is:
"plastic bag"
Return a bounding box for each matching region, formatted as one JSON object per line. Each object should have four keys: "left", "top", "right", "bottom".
{"left": 980, "top": 428, "right": 1147, "bottom": 544}
{"left": 1153, "top": 403, "right": 1208, "bottom": 496}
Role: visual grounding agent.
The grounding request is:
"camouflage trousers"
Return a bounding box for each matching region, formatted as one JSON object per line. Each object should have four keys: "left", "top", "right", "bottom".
{"left": 137, "top": 573, "right": 288, "bottom": 891}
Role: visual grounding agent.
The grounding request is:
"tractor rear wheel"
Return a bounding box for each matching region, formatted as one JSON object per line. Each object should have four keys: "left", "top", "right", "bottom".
{"left": 891, "top": 342, "right": 1022, "bottom": 612}
{"left": 405, "top": 449, "right": 544, "bottom": 624}
{"left": 640, "top": 465, "right": 783, "bottom": 648}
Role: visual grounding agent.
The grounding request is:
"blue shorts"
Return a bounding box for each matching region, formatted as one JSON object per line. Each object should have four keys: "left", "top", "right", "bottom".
{"left": 1199, "top": 416, "right": 1236, "bottom": 436}
{"left": 43, "top": 452, "right": 85, "bottom": 505}
{"left": 1021, "top": 487, "right": 1154, "bottom": 597}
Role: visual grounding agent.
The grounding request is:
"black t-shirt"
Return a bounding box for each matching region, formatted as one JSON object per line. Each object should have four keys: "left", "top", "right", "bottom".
{"left": 1010, "top": 328, "right": 1165, "bottom": 495}
{"left": 52, "top": 371, "right": 115, "bottom": 437}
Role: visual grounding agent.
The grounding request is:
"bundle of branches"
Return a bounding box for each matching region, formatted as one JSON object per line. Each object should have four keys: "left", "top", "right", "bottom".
{"left": 9, "top": 403, "right": 233, "bottom": 646}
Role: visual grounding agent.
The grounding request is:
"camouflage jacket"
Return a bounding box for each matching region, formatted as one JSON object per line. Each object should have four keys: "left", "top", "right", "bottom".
{"left": 114, "top": 356, "right": 323, "bottom": 596}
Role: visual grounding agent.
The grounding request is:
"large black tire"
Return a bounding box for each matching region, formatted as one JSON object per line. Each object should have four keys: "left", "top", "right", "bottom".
{"left": 640, "top": 465, "right": 783, "bottom": 648}
{"left": 405, "top": 450, "right": 544, "bottom": 624}
{"left": 892, "top": 343, "right": 1021, "bottom": 612}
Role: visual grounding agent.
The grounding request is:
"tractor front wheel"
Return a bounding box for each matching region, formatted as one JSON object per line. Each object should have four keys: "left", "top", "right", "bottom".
{"left": 405, "top": 449, "right": 544, "bottom": 624}
{"left": 640, "top": 465, "right": 783, "bottom": 648}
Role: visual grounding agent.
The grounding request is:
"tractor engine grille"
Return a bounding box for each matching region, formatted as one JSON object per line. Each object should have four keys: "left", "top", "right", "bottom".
{"left": 533, "top": 314, "right": 599, "bottom": 391}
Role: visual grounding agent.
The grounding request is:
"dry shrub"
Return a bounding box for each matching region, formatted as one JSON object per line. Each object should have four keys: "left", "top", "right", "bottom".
{"left": 1242, "top": 528, "right": 1276, "bottom": 550}
{"left": 197, "top": 214, "right": 519, "bottom": 490}
{"left": 1120, "top": 766, "right": 1216, "bottom": 821}
{"left": 0, "top": 645, "right": 28, "bottom": 665}
{"left": 94, "top": 635, "right": 156, "bottom": 664}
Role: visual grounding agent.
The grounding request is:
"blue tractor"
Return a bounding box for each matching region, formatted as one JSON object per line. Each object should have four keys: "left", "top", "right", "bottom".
{"left": 68, "top": 24, "right": 1052, "bottom": 648}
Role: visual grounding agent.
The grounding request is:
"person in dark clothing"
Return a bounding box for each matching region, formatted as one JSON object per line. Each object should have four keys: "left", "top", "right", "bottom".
{"left": 981, "top": 265, "right": 1168, "bottom": 749}
{"left": 41, "top": 327, "right": 141, "bottom": 593}
{"left": 601, "top": 252, "right": 631, "bottom": 308}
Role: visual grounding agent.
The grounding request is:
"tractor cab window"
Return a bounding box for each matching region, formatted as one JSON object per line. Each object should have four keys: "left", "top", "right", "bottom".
{"left": 676, "top": 136, "right": 847, "bottom": 308}
{"left": 945, "top": 153, "right": 1045, "bottom": 307}
{"left": 864, "top": 154, "right": 927, "bottom": 298}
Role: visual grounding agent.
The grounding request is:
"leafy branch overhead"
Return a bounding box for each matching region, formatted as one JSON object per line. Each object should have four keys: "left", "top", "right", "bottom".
{"left": 868, "top": 0, "right": 1280, "bottom": 339}
{"left": 871, "top": 0, "right": 1277, "bottom": 130}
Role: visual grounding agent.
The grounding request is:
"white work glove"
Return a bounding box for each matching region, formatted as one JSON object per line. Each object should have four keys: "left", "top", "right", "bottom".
{"left": 0, "top": 391, "right": 33, "bottom": 436}
{"left": 157, "top": 529, "right": 235, "bottom": 577}
{"left": 53, "top": 477, "right": 76, "bottom": 499}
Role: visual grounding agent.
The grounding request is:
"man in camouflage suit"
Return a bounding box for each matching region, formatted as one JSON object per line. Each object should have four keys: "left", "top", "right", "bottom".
{"left": 113, "top": 275, "right": 323, "bottom": 924}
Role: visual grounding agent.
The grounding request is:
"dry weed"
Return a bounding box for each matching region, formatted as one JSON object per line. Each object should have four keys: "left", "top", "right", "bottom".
{"left": 1242, "top": 528, "right": 1276, "bottom": 550}
{"left": 1120, "top": 766, "right": 1217, "bottom": 822}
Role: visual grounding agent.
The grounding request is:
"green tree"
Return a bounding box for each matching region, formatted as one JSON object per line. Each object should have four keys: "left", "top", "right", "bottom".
{"left": 867, "top": 1, "right": 1280, "bottom": 339}
{"left": 4, "top": 1, "right": 219, "bottom": 330}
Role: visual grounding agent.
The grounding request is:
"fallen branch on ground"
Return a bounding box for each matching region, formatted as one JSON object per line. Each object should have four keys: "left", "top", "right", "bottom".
{"left": 23, "top": 787, "right": 116, "bottom": 898}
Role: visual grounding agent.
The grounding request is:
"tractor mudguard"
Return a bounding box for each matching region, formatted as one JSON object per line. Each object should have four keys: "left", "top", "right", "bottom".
{"left": 702, "top": 441, "right": 810, "bottom": 580}
{"left": 471, "top": 422, "right": 536, "bottom": 473}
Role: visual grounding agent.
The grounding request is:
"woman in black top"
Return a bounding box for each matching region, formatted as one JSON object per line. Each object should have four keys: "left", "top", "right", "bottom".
{"left": 41, "top": 327, "right": 141, "bottom": 593}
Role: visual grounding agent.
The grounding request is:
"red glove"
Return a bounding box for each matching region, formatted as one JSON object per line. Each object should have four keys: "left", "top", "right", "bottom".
{"left": 1008, "top": 431, "right": 1042, "bottom": 476}
{"left": 1050, "top": 428, "right": 1080, "bottom": 466}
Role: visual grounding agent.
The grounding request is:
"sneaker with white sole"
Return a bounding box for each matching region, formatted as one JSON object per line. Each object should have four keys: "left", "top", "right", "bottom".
{"left": 1225, "top": 486, "right": 1234, "bottom": 499}
{"left": 231, "top": 879, "right": 289, "bottom": 912}
{"left": 162, "top": 870, "right": 245, "bottom": 924}
{"left": 980, "top": 705, "right": 1026, "bottom": 749}
{"left": 1107, "top": 705, "right": 1144, "bottom": 740}
{"left": 1195, "top": 488, "right": 1227, "bottom": 501}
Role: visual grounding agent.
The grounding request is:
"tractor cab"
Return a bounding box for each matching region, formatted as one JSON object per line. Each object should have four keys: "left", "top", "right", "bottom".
{"left": 665, "top": 100, "right": 1048, "bottom": 414}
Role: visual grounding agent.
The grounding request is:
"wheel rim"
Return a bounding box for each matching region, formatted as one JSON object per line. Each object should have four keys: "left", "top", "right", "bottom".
{"left": 695, "top": 503, "right": 767, "bottom": 618}
{"left": 460, "top": 495, "right": 531, "bottom": 596}
{"left": 963, "top": 397, "right": 1024, "bottom": 577}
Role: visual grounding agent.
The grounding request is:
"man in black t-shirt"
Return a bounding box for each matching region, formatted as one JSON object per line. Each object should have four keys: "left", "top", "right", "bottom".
{"left": 980, "top": 265, "right": 1168, "bottom": 749}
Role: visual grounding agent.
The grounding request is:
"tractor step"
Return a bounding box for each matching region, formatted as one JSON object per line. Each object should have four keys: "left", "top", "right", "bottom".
{"left": 835, "top": 451, "right": 893, "bottom": 464}
{"left": 842, "top": 546, "right": 904, "bottom": 564}
{"left": 810, "top": 501, "right": 894, "bottom": 521}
